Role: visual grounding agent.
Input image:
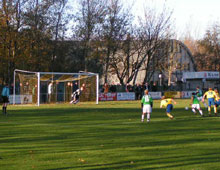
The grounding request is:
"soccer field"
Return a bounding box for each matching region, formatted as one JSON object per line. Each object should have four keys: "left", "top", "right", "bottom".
{"left": 1, "top": 99, "right": 220, "bottom": 170}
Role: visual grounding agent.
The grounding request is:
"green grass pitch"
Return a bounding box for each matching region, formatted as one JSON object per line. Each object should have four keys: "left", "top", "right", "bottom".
{"left": 1, "top": 99, "right": 220, "bottom": 170}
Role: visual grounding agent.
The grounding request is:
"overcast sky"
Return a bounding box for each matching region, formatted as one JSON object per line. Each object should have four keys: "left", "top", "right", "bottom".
{"left": 129, "top": 0, "right": 220, "bottom": 39}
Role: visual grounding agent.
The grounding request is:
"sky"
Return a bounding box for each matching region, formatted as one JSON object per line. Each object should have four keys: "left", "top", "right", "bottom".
{"left": 129, "top": 0, "right": 220, "bottom": 40}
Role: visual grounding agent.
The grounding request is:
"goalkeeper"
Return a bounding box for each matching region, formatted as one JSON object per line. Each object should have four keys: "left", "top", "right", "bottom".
{"left": 70, "top": 85, "right": 84, "bottom": 104}
{"left": 141, "top": 90, "right": 153, "bottom": 123}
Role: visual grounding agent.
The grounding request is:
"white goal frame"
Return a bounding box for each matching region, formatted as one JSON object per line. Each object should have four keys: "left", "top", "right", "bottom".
{"left": 13, "top": 69, "right": 99, "bottom": 106}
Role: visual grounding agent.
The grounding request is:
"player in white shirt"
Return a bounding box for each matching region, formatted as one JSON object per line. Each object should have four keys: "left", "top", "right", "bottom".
{"left": 141, "top": 90, "right": 153, "bottom": 122}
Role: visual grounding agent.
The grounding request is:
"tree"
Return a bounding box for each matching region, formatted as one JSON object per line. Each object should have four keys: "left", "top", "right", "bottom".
{"left": 47, "top": 0, "right": 69, "bottom": 72}
{"left": 0, "top": 0, "right": 72, "bottom": 84}
{"left": 109, "top": 33, "right": 142, "bottom": 85}
{"left": 137, "top": 4, "right": 173, "bottom": 83}
{"left": 104, "top": 2, "right": 173, "bottom": 86}
{"left": 195, "top": 23, "right": 220, "bottom": 71}
{"left": 0, "top": 0, "right": 25, "bottom": 84}
{"left": 73, "top": 0, "right": 107, "bottom": 72}
{"left": 100, "top": 0, "right": 133, "bottom": 83}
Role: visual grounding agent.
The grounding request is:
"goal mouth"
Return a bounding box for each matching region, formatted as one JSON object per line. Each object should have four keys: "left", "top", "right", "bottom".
{"left": 13, "top": 69, "right": 99, "bottom": 106}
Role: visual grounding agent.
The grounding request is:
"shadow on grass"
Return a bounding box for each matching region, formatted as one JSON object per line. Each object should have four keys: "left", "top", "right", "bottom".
{"left": 46, "top": 152, "right": 220, "bottom": 170}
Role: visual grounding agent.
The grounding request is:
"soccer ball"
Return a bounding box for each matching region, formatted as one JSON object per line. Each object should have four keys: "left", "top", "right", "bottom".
{"left": 185, "top": 107, "right": 188, "bottom": 110}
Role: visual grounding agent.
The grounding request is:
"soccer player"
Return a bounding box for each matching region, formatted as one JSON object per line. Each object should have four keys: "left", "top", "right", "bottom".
{"left": 48, "top": 81, "right": 53, "bottom": 103}
{"left": 202, "top": 87, "right": 217, "bottom": 116}
{"left": 141, "top": 90, "right": 153, "bottom": 122}
{"left": 1, "top": 83, "right": 10, "bottom": 115}
{"left": 70, "top": 84, "right": 85, "bottom": 104}
{"left": 160, "top": 96, "right": 177, "bottom": 119}
{"left": 196, "top": 86, "right": 208, "bottom": 108}
{"left": 214, "top": 89, "right": 220, "bottom": 116}
{"left": 190, "top": 92, "right": 203, "bottom": 116}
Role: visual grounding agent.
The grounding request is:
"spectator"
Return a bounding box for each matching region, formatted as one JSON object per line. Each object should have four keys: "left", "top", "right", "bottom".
{"left": 128, "top": 84, "right": 134, "bottom": 92}
{"left": 134, "top": 83, "right": 142, "bottom": 100}
{"left": 152, "top": 82, "right": 158, "bottom": 92}
{"left": 103, "top": 83, "right": 109, "bottom": 93}
{"left": 125, "top": 83, "right": 130, "bottom": 92}
{"left": 140, "top": 82, "right": 145, "bottom": 98}
{"left": 144, "top": 83, "right": 149, "bottom": 90}
{"left": 109, "top": 84, "right": 117, "bottom": 92}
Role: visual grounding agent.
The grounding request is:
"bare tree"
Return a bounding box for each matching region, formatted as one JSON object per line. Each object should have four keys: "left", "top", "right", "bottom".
{"left": 105, "top": 3, "right": 173, "bottom": 86}
{"left": 197, "top": 23, "right": 220, "bottom": 71}
{"left": 73, "top": 0, "right": 107, "bottom": 71}
{"left": 48, "top": 0, "right": 69, "bottom": 72}
{"left": 109, "top": 33, "right": 141, "bottom": 85}
{"left": 100, "top": 0, "right": 133, "bottom": 83}
{"left": 137, "top": 4, "right": 173, "bottom": 83}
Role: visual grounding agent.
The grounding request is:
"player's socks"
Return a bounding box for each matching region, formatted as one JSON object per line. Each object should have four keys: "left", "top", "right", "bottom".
{"left": 214, "top": 106, "right": 217, "bottom": 114}
{"left": 147, "top": 113, "right": 150, "bottom": 122}
{"left": 167, "top": 113, "right": 173, "bottom": 119}
{"left": 208, "top": 106, "right": 211, "bottom": 113}
{"left": 141, "top": 114, "right": 145, "bottom": 122}
{"left": 3, "top": 107, "right": 6, "bottom": 114}
{"left": 199, "top": 110, "right": 203, "bottom": 116}
{"left": 192, "top": 108, "right": 196, "bottom": 114}
{"left": 2, "top": 107, "right": 4, "bottom": 114}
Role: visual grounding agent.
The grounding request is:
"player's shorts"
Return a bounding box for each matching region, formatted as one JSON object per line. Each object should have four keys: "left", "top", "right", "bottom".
{"left": 166, "top": 104, "right": 173, "bottom": 113}
{"left": 2, "top": 96, "right": 9, "bottom": 103}
{"left": 192, "top": 104, "right": 201, "bottom": 110}
{"left": 143, "top": 104, "right": 152, "bottom": 113}
{"left": 215, "top": 100, "right": 220, "bottom": 107}
{"left": 75, "top": 95, "right": 80, "bottom": 100}
{"left": 208, "top": 98, "right": 215, "bottom": 106}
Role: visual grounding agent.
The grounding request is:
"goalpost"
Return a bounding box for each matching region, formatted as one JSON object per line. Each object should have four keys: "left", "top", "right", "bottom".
{"left": 13, "top": 69, "right": 99, "bottom": 106}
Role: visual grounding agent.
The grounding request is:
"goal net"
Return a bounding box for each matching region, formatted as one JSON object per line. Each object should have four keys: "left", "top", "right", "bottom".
{"left": 13, "top": 69, "right": 99, "bottom": 105}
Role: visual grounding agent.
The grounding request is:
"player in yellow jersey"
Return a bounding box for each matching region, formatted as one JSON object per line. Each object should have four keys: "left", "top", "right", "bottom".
{"left": 214, "top": 89, "right": 220, "bottom": 116}
{"left": 160, "top": 96, "right": 177, "bottom": 119}
{"left": 202, "top": 87, "right": 217, "bottom": 116}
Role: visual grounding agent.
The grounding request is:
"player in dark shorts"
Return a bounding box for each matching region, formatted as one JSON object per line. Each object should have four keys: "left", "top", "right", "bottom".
{"left": 1, "top": 83, "right": 10, "bottom": 115}
{"left": 70, "top": 84, "right": 85, "bottom": 104}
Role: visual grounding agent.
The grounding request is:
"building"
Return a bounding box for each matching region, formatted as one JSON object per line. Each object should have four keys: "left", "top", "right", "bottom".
{"left": 101, "top": 39, "right": 197, "bottom": 90}
{"left": 133, "top": 39, "right": 197, "bottom": 90}
{"left": 183, "top": 71, "right": 220, "bottom": 90}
